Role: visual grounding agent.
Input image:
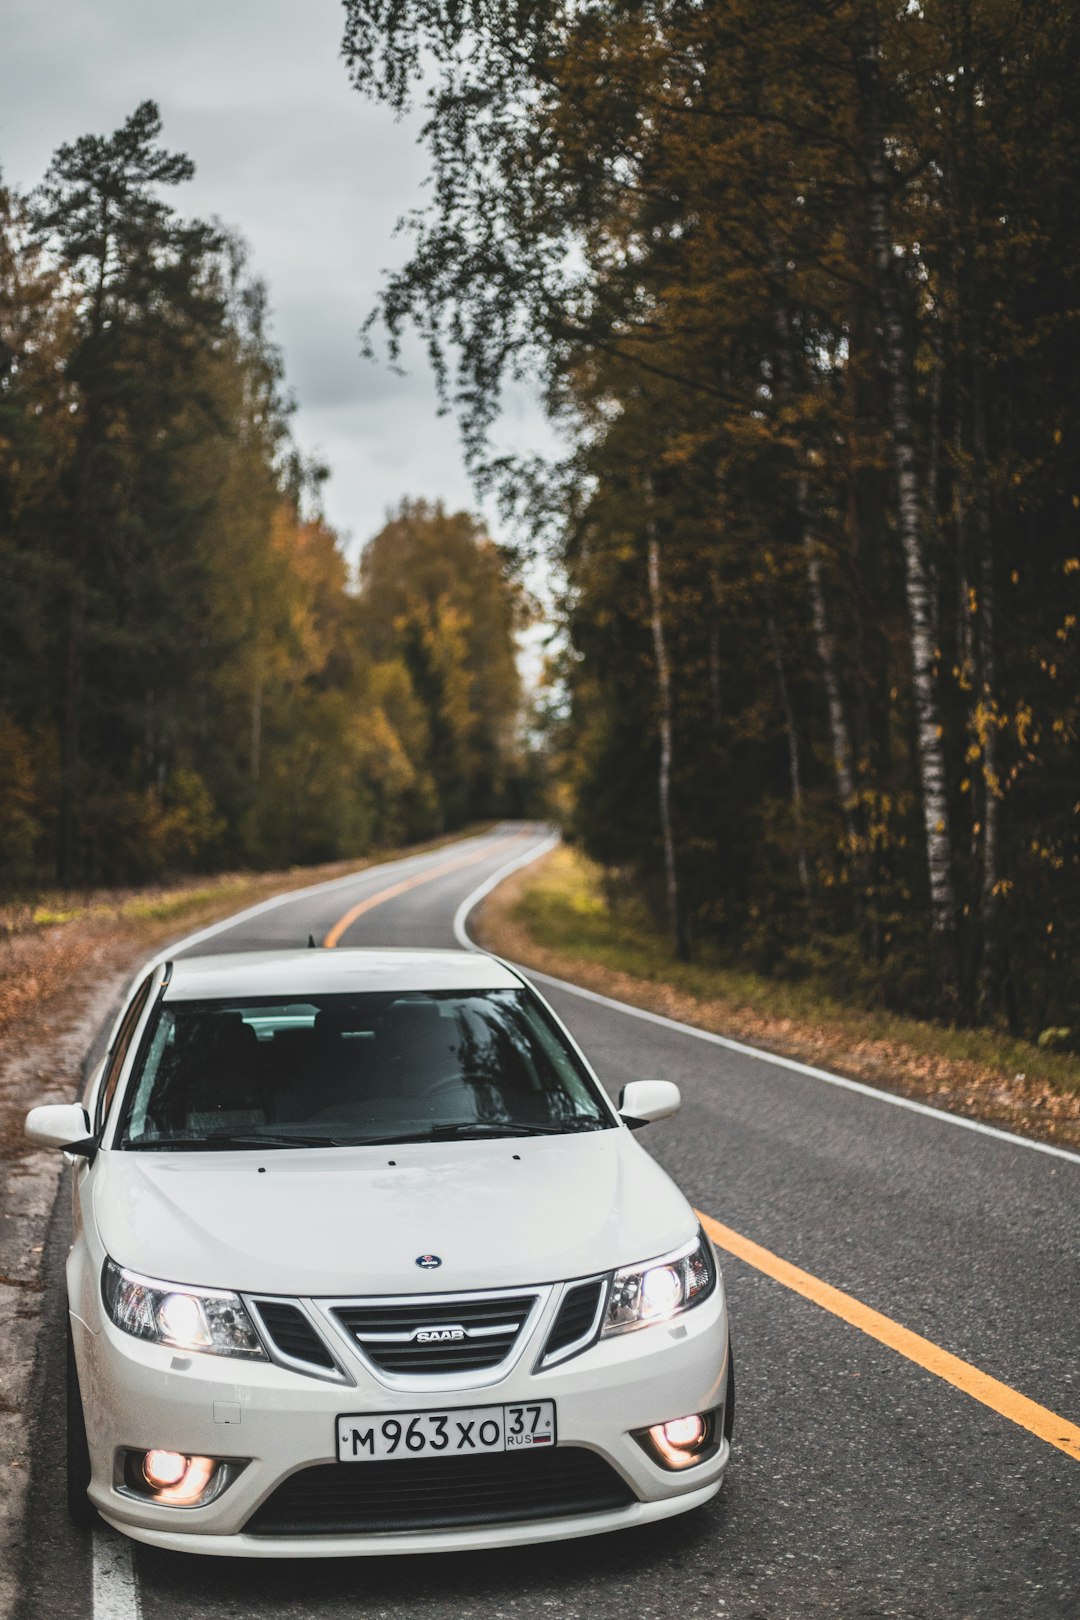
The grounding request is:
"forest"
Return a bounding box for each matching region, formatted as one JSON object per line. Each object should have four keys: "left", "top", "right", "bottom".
{"left": 0, "top": 104, "right": 529, "bottom": 889}
{"left": 3, "top": 1, "right": 1079, "bottom": 1049}
{"left": 343, "top": 0, "right": 1080, "bottom": 1038}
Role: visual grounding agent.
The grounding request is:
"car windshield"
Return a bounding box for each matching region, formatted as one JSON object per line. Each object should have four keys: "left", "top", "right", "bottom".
{"left": 115, "top": 988, "right": 614, "bottom": 1149}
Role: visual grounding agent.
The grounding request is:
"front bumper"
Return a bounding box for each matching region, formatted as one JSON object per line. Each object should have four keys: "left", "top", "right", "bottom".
{"left": 101, "top": 1477, "right": 726, "bottom": 1558}
{"left": 75, "top": 1276, "right": 730, "bottom": 1557}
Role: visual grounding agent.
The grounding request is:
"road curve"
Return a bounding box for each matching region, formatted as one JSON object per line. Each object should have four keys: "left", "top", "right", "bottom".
{"left": 14, "top": 824, "right": 1079, "bottom": 1620}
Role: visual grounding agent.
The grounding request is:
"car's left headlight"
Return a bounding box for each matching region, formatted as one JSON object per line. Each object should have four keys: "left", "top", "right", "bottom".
{"left": 102, "top": 1258, "right": 267, "bottom": 1359}
{"left": 602, "top": 1230, "right": 717, "bottom": 1336}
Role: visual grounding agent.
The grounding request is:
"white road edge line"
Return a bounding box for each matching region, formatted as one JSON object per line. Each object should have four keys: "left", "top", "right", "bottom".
{"left": 451, "top": 832, "right": 561, "bottom": 953}
{"left": 453, "top": 838, "right": 1080, "bottom": 1167}
{"left": 92, "top": 1529, "right": 141, "bottom": 1620}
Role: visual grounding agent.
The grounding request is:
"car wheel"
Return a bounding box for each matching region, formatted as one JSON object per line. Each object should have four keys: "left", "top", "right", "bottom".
{"left": 67, "top": 1320, "right": 97, "bottom": 1528}
{"left": 723, "top": 1341, "right": 735, "bottom": 1441}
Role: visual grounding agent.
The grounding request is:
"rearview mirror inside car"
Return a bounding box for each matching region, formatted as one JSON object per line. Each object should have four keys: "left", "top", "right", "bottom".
{"left": 618, "top": 1080, "right": 681, "bottom": 1129}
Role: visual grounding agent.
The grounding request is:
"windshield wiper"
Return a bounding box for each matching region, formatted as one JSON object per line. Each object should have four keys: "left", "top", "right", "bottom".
{"left": 125, "top": 1119, "right": 610, "bottom": 1151}
{"left": 124, "top": 1132, "right": 343, "bottom": 1151}
{"left": 334, "top": 1120, "right": 608, "bottom": 1147}
{"left": 427, "top": 1122, "right": 562, "bottom": 1140}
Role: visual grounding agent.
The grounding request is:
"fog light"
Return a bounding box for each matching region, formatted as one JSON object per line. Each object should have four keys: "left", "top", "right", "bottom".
{"left": 139, "top": 1451, "right": 216, "bottom": 1505}
{"left": 639, "top": 1409, "right": 716, "bottom": 1470}
{"left": 661, "top": 1414, "right": 707, "bottom": 1450}
{"left": 143, "top": 1449, "right": 188, "bottom": 1488}
{"left": 119, "top": 1448, "right": 247, "bottom": 1509}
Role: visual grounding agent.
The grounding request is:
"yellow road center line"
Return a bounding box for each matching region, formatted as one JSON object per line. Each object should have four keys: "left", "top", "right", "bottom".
{"left": 697, "top": 1211, "right": 1080, "bottom": 1463}
{"left": 327, "top": 853, "right": 1076, "bottom": 1464}
{"left": 322, "top": 836, "right": 524, "bottom": 948}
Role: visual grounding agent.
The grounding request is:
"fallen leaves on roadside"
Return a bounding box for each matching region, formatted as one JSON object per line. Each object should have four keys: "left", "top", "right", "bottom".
{"left": 476, "top": 866, "right": 1080, "bottom": 1154}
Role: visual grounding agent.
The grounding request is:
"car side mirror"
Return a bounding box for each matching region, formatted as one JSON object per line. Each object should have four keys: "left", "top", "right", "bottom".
{"left": 25, "top": 1103, "right": 96, "bottom": 1158}
{"left": 618, "top": 1080, "right": 681, "bottom": 1129}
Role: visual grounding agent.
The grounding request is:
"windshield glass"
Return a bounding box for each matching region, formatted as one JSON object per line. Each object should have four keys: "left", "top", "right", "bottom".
{"left": 115, "top": 988, "right": 613, "bottom": 1149}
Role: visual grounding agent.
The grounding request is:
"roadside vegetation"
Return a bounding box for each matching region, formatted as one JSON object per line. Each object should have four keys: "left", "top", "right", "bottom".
{"left": 4, "top": 12, "right": 1079, "bottom": 1076}
{"left": 476, "top": 846, "right": 1080, "bottom": 1150}
{"left": 347, "top": 1, "right": 1080, "bottom": 1051}
{"left": 0, "top": 106, "right": 533, "bottom": 894}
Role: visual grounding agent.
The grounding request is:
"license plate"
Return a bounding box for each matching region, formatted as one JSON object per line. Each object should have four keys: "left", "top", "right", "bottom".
{"left": 336, "top": 1400, "right": 557, "bottom": 1462}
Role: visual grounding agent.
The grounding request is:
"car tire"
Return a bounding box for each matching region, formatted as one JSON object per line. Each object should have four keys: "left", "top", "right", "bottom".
{"left": 723, "top": 1341, "right": 735, "bottom": 1441}
{"left": 67, "top": 1320, "right": 97, "bottom": 1528}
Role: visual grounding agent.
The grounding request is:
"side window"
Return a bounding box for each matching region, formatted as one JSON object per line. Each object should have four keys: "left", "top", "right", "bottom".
{"left": 97, "top": 976, "right": 154, "bottom": 1135}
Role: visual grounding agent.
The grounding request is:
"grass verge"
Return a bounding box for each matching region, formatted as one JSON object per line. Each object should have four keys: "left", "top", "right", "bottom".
{"left": 473, "top": 844, "right": 1080, "bottom": 1152}
{"left": 0, "top": 825, "right": 494, "bottom": 1044}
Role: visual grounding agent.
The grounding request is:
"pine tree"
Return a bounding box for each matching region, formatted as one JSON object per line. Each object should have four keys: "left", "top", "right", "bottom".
{"left": 31, "top": 101, "right": 225, "bottom": 880}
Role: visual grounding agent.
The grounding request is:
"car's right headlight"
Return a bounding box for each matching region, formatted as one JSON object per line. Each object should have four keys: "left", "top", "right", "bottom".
{"left": 102, "top": 1258, "right": 267, "bottom": 1359}
{"left": 602, "top": 1230, "right": 717, "bottom": 1336}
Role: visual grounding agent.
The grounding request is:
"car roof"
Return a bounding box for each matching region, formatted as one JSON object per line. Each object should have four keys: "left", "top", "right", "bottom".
{"left": 162, "top": 947, "right": 524, "bottom": 1002}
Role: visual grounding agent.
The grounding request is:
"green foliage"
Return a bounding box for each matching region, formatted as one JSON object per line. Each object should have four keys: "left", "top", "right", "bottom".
{"left": 345, "top": 0, "right": 1080, "bottom": 1039}
{"left": 0, "top": 106, "right": 528, "bottom": 890}
{"left": 360, "top": 500, "right": 524, "bottom": 828}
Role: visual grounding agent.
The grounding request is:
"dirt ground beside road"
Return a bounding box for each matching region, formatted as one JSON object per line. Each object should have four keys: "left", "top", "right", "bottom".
{"left": 0, "top": 830, "right": 487, "bottom": 1616}
{"left": 0, "top": 940, "right": 133, "bottom": 1618}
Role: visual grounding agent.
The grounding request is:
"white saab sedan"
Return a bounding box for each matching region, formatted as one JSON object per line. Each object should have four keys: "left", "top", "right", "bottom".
{"left": 26, "top": 948, "right": 733, "bottom": 1557}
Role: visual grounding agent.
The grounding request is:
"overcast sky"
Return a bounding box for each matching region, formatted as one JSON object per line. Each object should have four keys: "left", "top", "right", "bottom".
{"left": 1, "top": 0, "right": 555, "bottom": 560}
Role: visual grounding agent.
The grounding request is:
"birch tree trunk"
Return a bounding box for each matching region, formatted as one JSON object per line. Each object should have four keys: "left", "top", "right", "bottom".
{"left": 767, "top": 605, "right": 812, "bottom": 902}
{"left": 799, "top": 501, "right": 858, "bottom": 832}
{"left": 971, "top": 360, "right": 1000, "bottom": 1014}
{"left": 769, "top": 270, "right": 860, "bottom": 855}
{"left": 707, "top": 564, "right": 723, "bottom": 730}
{"left": 58, "top": 225, "right": 112, "bottom": 883}
{"left": 952, "top": 0, "right": 1000, "bottom": 1014}
{"left": 645, "top": 485, "right": 688, "bottom": 960}
{"left": 924, "top": 346, "right": 943, "bottom": 651}
{"left": 859, "top": 7, "right": 957, "bottom": 967}
{"left": 250, "top": 653, "right": 263, "bottom": 785}
{"left": 58, "top": 580, "right": 84, "bottom": 884}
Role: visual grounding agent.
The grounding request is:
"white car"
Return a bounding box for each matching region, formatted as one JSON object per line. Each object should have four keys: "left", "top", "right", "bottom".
{"left": 26, "top": 948, "right": 733, "bottom": 1557}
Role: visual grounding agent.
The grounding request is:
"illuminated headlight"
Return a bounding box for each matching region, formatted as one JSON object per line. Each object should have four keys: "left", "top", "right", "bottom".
{"left": 102, "top": 1258, "right": 266, "bottom": 1359}
{"left": 603, "top": 1231, "right": 716, "bottom": 1336}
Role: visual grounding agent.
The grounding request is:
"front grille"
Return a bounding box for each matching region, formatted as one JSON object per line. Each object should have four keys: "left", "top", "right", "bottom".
{"left": 335, "top": 1291, "right": 538, "bottom": 1376}
{"left": 244, "top": 1447, "right": 635, "bottom": 1536}
{"left": 253, "top": 1301, "right": 336, "bottom": 1370}
{"left": 541, "top": 1278, "right": 606, "bottom": 1364}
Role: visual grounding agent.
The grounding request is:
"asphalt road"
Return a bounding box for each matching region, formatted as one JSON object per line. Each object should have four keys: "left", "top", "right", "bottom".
{"left": 13, "top": 825, "right": 1079, "bottom": 1619}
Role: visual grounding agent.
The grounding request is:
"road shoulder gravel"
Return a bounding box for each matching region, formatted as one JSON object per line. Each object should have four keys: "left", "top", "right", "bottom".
{"left": 0, "top": 951, "right": 131, "bottom": 1620}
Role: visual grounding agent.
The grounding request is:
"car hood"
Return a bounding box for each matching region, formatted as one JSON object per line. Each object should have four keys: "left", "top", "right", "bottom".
{"left": 91, "top": 1130, "right": 696, "bottom": 1296}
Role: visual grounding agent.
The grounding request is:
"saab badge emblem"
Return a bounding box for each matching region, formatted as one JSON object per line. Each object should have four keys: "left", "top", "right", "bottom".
{"left": 416, "top": 1253, "right": 442, "bottom": 1270}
